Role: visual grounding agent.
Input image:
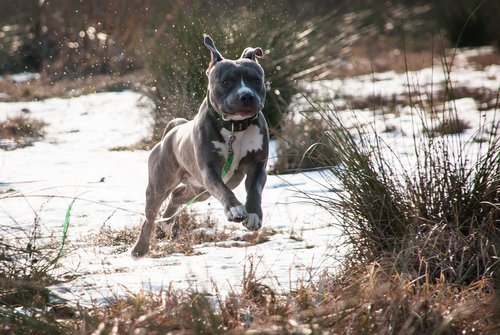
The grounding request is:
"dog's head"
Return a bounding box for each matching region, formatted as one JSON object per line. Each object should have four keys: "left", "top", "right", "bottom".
{"left": 204, "top": 34, "right": 266, "bottom": 121}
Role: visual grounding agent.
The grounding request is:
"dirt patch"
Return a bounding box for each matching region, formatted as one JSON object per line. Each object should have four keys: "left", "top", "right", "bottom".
{"left": 109, "top": 137, "right": 157, "bottom": 152}
{"left": 467, "top": 51, "right": 500, "bottom": 70}
{"left": 329, "top": 36, "right": 439, "bottom": 78}
{"left": 227, "top": 228, "right": 277, "bottom": 248}
{"left": 427, "top": 116, "right": 471, "bottom": 137}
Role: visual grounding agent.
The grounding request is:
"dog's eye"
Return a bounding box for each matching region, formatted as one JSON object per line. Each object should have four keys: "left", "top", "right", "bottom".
{"left": 222, "top": 80, "right": 230, "bottom": 86}
{"left": 253, "top": 78, "right": 261, "bottom": 85}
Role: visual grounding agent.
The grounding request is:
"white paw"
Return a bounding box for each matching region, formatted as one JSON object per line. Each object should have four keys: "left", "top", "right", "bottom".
{"left": 243, "top": 213, "right": 261, "bottom": 230}
{"left": 226, "top": 205, "right": 247, "bottom": 222}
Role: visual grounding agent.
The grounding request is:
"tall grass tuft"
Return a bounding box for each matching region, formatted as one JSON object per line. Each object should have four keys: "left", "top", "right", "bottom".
{"left": 303, "top": 96, "right": 499, "bottom": 285}
{"left": 0, "top": 203, "right": 68, "bottom": 334}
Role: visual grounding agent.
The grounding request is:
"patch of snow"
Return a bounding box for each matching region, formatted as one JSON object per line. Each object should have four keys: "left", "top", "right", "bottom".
{"left": 305, "top": 61, "right": 499, "bottom": 100}
{"left": 1, "top": 90, "right": 344, "bottom": 306}
{"left": 0, "top": 72, "right": 41, "bottom": 83}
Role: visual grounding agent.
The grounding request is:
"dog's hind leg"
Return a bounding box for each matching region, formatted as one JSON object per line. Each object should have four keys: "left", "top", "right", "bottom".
{"left": 131, "top": 148, "right": 181, "bottom": 257}
{"left": 157, "top": 185, "right": 210, "bottom": 239}
{"left": 131, "top": 182, "right": 170, "bottom": 258}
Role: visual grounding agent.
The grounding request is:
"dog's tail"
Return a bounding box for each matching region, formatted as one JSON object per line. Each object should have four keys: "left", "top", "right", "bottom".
{"left": 162, "top": 118, "right": 188, "bottom": 139}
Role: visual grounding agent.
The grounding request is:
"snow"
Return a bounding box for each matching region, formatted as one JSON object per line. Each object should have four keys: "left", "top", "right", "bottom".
{"left": 0, "top": 91, "right": 343, "bottom": 306}
{"left": 0, "top": 72, "right": 40, "bottom": 83}
{"left": 1, "top": 50, "right": 498, "bottom": 306}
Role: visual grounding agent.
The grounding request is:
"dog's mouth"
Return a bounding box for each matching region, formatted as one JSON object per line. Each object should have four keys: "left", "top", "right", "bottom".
{"left": 222, "top": 107, "right": 259, "bottom": 121}
{"left": 220, "top": 99, "right": 263, "bottom": 120}
{"left": 223, "top": 108, "right": 260, "bottom": 121}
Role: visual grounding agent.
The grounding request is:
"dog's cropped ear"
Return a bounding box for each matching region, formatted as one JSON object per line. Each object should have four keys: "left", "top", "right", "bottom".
{"left": 240, "top": 47, "right": 264, "bottom": 61}
{"left": 204, "top": 34, "right": 223, "bottom": 71}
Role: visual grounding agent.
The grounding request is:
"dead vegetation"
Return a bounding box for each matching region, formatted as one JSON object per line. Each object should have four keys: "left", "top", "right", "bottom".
{"left": 11, "top": 259, "right": 491, "bottom": 334}
{"left": 88, "top": 210, "right": 277, "bottom": 257}
{"left": 90, "top": 225, "right": 140, "bottom": 254}
{"left": 0, "top": 70, "right": 147, "bottom": 103}
{"left": 0, "top": 114, "right": 48, "bottom": 150}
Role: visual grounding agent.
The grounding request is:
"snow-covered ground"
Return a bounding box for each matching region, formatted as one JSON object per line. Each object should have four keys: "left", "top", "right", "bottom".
{"left": 0, "top": 49, "right": 498, "bottom": 306}
{"left": 0, "top": 91, "right": 343, "bottom": 306}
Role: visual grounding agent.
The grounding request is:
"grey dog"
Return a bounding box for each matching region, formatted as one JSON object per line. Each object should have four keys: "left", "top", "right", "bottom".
{"left": 131, "top": 35, "right": 269, "bottom": 257}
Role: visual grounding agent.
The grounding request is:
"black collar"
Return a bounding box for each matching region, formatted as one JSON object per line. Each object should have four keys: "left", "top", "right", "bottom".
{"left": 207, "top": 102, "right": 258, "bottom": 132}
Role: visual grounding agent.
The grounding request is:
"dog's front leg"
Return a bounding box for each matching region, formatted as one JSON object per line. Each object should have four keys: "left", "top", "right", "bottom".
{"left": 243, "top": 163, "right": 267, "bottom": 230}
{"left": 201, "top": 166, "right": 247, "bottom": 222}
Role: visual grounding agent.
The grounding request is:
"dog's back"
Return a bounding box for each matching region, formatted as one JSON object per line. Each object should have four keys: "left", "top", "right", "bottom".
{"left": 162, "top": 118, "right": 188, "bottom": 140}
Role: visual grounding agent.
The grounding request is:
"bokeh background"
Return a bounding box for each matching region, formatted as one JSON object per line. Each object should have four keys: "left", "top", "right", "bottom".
{"left": 1, "top": 0, "right": 499, "bottom": 135}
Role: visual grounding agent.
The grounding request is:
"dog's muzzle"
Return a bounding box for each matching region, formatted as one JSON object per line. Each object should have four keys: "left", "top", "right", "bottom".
{"left": 240, "top": 92, "right": 255, "bottom": 106}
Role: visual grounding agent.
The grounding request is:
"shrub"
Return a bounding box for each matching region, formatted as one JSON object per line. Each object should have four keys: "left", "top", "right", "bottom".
{"left": 303, "top": 98, "right": 499, "bottom": 285}
{"left": 433, "top": 0, "right": 500, "bottom": 47}
{"left": 0, "top": 115, "right": 47, "bottom": 150}
{"left": 143, "top": 1, "right": 357, "bottom": 141}
{"left": 0, "top": 1, "right": 148, "bottom": 78}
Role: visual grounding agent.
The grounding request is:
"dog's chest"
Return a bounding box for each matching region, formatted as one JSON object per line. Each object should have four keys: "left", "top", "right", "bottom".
{"left": 212, "top": 124, "right": 263, "bottom": 182}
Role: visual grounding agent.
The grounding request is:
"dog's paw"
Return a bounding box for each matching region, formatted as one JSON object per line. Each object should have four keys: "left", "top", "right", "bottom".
{"left": 243, "top": 213, "right": 262, "bottom": 231}
{"left": 131, "top": 242, "right": 149, "bottom": 258}
{"left": 226, "top": 205, "right": 247, "bottom": 222}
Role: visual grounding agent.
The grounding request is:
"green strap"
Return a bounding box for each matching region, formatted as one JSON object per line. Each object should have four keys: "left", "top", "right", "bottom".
{"left": 52, "top": 197, "right": 76, "bottom": 264}
{"left": 221, "top": 153, "right": 234, "bottom": 180}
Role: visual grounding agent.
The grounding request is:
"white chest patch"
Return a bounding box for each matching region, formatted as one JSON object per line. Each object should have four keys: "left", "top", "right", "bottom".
{"left": 212, "top": 124, "right": 264, "bottom": 182}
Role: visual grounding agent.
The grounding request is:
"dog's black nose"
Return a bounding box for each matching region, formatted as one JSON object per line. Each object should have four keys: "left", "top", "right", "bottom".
{"left": 240, "top": 93, "right": 254, "bottom": 106}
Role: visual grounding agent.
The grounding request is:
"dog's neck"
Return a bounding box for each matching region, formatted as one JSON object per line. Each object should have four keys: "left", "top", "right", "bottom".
{"left": 207, "top": 100, "right": 258, "bottom": 132}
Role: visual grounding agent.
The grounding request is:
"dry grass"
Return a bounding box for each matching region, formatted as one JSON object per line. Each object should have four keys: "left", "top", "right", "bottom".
{"left": 270, "top": 112, "right": 339, "bottom": 174}
{"left": 150, "top": 210, "right": 223, "bottom": 257}
{"left": 24, "top": 260, "right": 493, "bottom": 335}
{"left": 428, "top": 116, "right": 471, "bottom": 136}
{"left": 231, "top": 229, "right": 276, "bottom": 247}
{"left": 287, "top": 262, "right": 494, "bottom": 334}
{"left": 330, "top": 36, "right": 439, "bottom": 78}
{"left": 334, "top": 38, "right": 500, "bottom": 78}
{"left": 156, "top": 217, "right": 275, "bottom": 253}
{"left": 0, "top": 70, "right": 147, "bottom": 103}
{"left": 0, "top": 215, "right": 70, "bottom": 335}
{"left": 1, "top": 247, "right": 496, "bottom": 334}
{"left": 89, "top": 225, "right": 140, "bottom": 254}
{"left": 0, "top": 115, "right": 47, "bottom": 150}
{"left": 88, "top": 210, "right": 276, "bottom": 257}
{"left": 109, "top": 137, "right": 157, "bottom": 152}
